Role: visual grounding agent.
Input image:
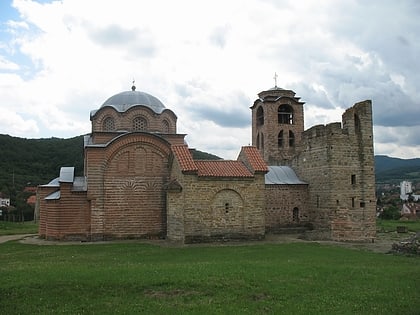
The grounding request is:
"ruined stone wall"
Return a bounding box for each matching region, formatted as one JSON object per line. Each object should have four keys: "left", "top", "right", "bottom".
{"left": 264, "top": 184, "right": 309, "bottom": 232}
{"left": 292, "top": 100, "right": 376, "bottom": 241}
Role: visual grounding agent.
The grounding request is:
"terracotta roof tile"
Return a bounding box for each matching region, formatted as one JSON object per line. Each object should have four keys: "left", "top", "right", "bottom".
{"left": 172, "top": 145, "right": 197, "bottom": 172}
{"left": 195, "top": 160, "right": 253, "bottom": 178}
{"left": 240, "top": 146, "right": 268, "bottom": 172}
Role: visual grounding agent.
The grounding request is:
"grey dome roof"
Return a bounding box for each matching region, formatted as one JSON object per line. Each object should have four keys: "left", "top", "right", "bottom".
{"left": 100, "top": 90, "right": 166, "bottom": 114}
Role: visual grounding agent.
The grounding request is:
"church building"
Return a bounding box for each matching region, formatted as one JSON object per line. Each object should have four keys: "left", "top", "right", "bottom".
{"left": 37, "top": 83, "right": 376, "bottom": 243}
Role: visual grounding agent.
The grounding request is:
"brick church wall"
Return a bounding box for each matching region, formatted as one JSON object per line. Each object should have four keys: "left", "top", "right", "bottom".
{"left": 38, "top": 183, "right": 90, "bottom": 241}
{"left": 86, "top": 133, "right": 172, "bottom": 240}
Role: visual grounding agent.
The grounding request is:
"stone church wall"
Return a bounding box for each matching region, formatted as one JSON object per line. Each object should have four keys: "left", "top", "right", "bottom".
{"left": 264, "top": 184, "right": 309, "bottom": 232}
{"left": 167, "top": 160, "right": 266, "bottom": 243}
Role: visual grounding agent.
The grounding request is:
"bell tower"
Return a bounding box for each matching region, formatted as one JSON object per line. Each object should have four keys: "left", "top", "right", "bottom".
{"left": 251, "top": 84, "right": 305, "bottom": 165}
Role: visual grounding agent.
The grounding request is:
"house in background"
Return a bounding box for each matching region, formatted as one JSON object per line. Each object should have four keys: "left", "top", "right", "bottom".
{"left": 0, "top": 193, "right": 10, "bottom": 207}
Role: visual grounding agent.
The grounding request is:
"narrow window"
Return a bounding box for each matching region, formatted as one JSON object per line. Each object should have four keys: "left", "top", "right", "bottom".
{"left": 354, "top": 114, "right": 361, "bottom": 132}
{"left": 278, "top": 130, "right": 284, "bottom": 148}
{"left": 256, "top": 106, "right": 264, "bottom": 126}
{"left": 278, "top": 104, "right": 293, "bottom": 124}
{"left": 316, "top": 195, "right": 320, "bottom": 208}
{"left": 292, "top": 207, "right": 299, "bottom": 222}
{"left": 351, "top": 174, "right": 356, "bottom": 185}
{"left": 162, "top": 120, "right": 170, "bottom": 133}
{"left": 351, "top": 197, "right": 355, "bottom": 208}
{"left": 256, "top": 133, "right": 260, "bottom": 149}
{"left": 225, "top": 202, "right": 230, "bottom": 214}
{"left": 360, "top": 201, "right": 365, "bottom": 208}
{"left": 289, "top": 131, "right": 295, "bottom": 147}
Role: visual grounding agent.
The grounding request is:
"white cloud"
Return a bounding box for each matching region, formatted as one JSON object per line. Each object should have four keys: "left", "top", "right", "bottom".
{"left": 0, "top": 0, "right": 418, "bottom": 160}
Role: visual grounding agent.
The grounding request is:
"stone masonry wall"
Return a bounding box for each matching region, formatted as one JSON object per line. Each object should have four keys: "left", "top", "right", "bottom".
{"left": 265, "top": 184, "right": 309, "bottom": 232}
{"left": 293, "top": 100, "right": 376, "bottom": 242}
{"left": 167, "top": 161, "right": 266, "bottom": 243}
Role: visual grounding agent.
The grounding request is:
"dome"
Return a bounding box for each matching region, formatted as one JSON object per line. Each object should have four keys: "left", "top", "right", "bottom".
{"left": 100, "top": 88, "right": 166, "bottom": 114}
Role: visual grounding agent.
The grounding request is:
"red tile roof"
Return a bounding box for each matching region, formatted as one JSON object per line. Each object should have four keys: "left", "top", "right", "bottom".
{"left": 239, "top": 146, "right": 268, "bottom": 172}
{"left": 195, "top": 160, "right": 253, "bottom": 178}
{"left": 171, "top": 145, "right": 198, "bottom": 172}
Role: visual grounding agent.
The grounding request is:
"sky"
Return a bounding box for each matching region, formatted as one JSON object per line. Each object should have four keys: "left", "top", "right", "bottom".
{"left": 0, "top": 0, "right": 419, "bottom": 160}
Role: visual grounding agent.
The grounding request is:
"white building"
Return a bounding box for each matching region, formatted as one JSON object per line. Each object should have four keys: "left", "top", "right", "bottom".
{"left": 400, "top": 180, "right": 420, "bottom": 201}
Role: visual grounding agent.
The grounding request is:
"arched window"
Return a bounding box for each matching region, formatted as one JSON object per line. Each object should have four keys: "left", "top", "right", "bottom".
{"left": 278, "top": 130, "right": 284, "bottom": 148}
{"left": 256, "top": 133, "right": 260, "bottom": 149}
{"left": 162, "top": 120, "right": 170, "bottom": 133}
{"left": 133, "top": 116, "right": 147, "bottom": 131}
{"left": 278, "top": 104, "right": 293, "bottom": 124}
{"left": 293, "top": 207, "right": 299, "bottom": 222}
{"left": 289, "top": 130, "right": 295, "bottom": 147}
{"left": 256, "top": 106, "right": 264, "bottom": 126}
{"left": 103, "top": 117, "right": 115, "bottom": 131}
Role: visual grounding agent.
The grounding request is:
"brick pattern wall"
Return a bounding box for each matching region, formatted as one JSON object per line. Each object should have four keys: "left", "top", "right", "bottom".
{"left": 87, "top": 133, "right": 172, "bottom": 240}
{"left": 38, "top": 184, "right": 90, "bottom": 240}
{"left": 91, "top": 107, "right": 177, "bottom": 134}
{"left": 265, "top": 184, "right": 309, "bottom": 232}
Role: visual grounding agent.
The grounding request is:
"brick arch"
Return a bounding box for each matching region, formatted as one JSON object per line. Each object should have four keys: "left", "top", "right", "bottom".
{"left": 101, "top": 133, "right": 171, "bottom": 239}
{"left": 104, "top": 132, "right": 171, "bottom": 163}
{"left": 211, "top": 188, "right": 244, "bottom": 234}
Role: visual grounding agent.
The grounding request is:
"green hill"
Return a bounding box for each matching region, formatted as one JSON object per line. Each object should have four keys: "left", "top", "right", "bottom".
{"left": 1, "top": 133, "right": 418, "bottom": 192}
{"left": 0, "top": 134, "right": 85, "bottom": 192}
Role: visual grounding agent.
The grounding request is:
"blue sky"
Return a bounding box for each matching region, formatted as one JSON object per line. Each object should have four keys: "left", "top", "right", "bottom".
{"left": 0, "top": 0, "right": 419, "bottom": 159}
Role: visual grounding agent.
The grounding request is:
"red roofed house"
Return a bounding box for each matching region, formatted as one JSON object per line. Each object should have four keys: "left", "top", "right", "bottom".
{"left": 37, "top": 83, "right": 376, "bottom": 243}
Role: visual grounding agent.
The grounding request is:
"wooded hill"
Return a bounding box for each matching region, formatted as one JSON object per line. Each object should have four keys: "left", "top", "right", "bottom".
{"left": 1, "top": 134, "right": 419, "bottom": 193}
{"left": 0, "top": 134, "right": 220, "bottom": 193}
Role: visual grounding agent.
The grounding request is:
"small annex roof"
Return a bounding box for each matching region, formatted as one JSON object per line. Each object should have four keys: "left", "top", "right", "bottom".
{"left": 45, "top": 190, "right": 60, "bottom": 200}
{"left": 195, "top": 160, "right": 254, "bottom": 178}
{"left": 172, "top": 145, "right": 258, "bottom": 178}
{"left": 40, "top": 177, "right": 60, "bottom": 188}
{"left": 265, "top": 166, "right": 307, "bottom": 185}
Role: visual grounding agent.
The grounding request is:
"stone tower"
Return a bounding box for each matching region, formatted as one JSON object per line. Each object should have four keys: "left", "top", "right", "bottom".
{"left": 251, "top": 87, "right": 304, "bottom": 165}
{"left": 292, "top": 100, "right": 376, "bottom": 241}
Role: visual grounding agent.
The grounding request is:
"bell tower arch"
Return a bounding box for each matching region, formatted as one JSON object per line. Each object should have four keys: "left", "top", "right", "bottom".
{"left": 251, "top": 86, "right": 304, "bottom": 165}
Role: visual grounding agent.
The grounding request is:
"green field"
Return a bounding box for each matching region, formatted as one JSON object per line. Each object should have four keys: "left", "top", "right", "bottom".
{"left": 377, "top": 219, "right": 420, "bottom": 232}
{"left": 0, "top": 221, "right": 38, "bottom": 235}
{"left": 1, "top": 240, "right": 419, "bottom": 314}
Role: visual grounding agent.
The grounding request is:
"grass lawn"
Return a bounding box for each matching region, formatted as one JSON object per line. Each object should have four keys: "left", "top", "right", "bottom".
{"left": 0, "top": 241, "right": 419, "bottom": 314}
{"left": 0, "top": 221, "right": 38, "bottom": 235}
{"left": 377, "top": 219, "right": 420, "bottom": 232}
